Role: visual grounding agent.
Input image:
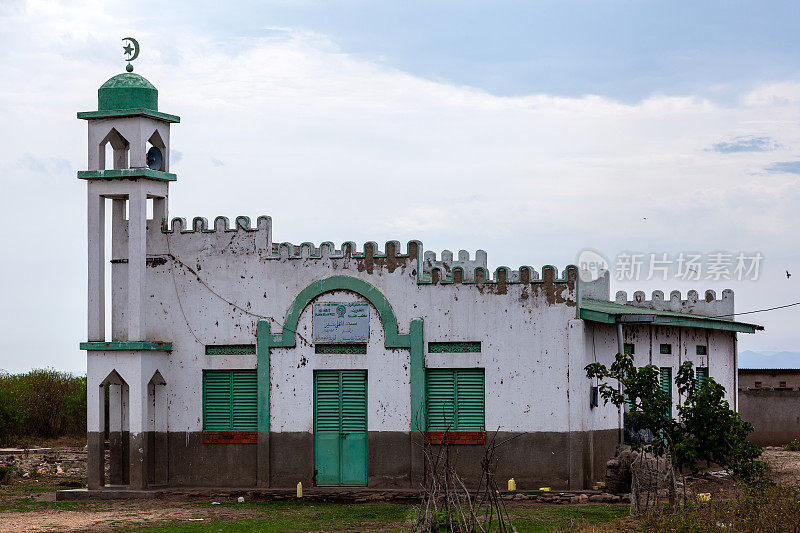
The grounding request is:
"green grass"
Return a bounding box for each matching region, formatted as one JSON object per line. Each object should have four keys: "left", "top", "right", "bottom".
{"left": 117, "top": 502, "right": 627, "bottom": 532}
{"left": 121, "top": 501, "right": 412, "bottom": 532}
{"left": 507, "top": 504, "right": 628, "bottom": 532}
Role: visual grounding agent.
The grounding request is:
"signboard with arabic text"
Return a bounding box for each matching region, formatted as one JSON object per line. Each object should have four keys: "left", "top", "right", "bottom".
{"left": 312, "top": 302, "right": 370, "bottom": 343}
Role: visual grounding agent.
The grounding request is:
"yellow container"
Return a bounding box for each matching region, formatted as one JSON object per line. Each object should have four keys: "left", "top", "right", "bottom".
{"left": 697, "top": 493, "right": 711, "bottom": 502}
{"left": 596, "top": 481, "right": 606, "bottom": 489}
{"left": 539, "top": 487, "right": 551, "bottom": 492}
{"left": 508, "top": 478, "right": 516, "bottom": 492}
{"left": 297, "top": 482, "right": 303, "bottom": 498}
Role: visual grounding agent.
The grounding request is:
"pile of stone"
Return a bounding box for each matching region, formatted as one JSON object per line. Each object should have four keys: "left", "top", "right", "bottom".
{"left": 0, "top": 447, "right": 87, "bottom": 479}
{"left": 501, "top": 491, "right": 629, "bottom": 504}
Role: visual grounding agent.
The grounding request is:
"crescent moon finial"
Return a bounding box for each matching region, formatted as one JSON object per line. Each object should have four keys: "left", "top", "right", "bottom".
{"left": 122, "top": 37, "right": 140, "bottom": 72}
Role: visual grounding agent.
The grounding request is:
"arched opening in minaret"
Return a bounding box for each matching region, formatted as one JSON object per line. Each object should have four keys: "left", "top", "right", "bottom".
{"left": 145, "top": 130, "right": 166, "bottom": 172}
{"left": 99, "top": 128, "right": 129, "bottom": 170}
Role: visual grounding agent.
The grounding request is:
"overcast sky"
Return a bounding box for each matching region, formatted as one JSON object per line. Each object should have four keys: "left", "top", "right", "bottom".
{"left": 1, "top": 0, "right": 799, "bottom": 374}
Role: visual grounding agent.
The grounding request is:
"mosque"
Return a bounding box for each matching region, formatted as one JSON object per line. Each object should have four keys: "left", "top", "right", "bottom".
{"left": 77, "top": 44, "right": 762, "bottom": 492}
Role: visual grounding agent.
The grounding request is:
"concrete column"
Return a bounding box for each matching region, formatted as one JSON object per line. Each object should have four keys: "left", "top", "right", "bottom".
{"left": 87, "top": 191, "right": 105, "bottom": 341}
{"left": 111, "top": 199, "right": 127, "bottom": 341}
{"left": 86, "top": 377, "right": 105, "bottom": 490}
{"left": 152, "top": 381, "right": 169, "bottom": 486}
{"left": 152, "top": 196, "right": 168, "bottom": 228}
{"left": 127, "top": 185, "right": 147, "bottom": 341}
{"left": 121, "top": 383, "right": 130, "bottom": 484}
{"left": 113, "top": 145, "right": 127, "bottom": 170}
{"left": 108, "top": 383, "right": 125, "bottom": 485}
{"left": 128, "top": 371, "right": 149, "bottom": 490}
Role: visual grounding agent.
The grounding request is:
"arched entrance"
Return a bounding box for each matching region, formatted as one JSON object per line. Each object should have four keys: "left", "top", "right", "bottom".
{"left": 255, "top": 276, "right": 425, "bottom": 487}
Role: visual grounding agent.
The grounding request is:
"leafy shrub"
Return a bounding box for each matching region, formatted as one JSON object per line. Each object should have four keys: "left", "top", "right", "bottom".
{"left": 0, "top": 382, "right": 24, "bottom": 446}
{"left": 587, "top": 354, "right": 764, "bottom": 490}
{"left": 0, "top": 369, "right": 86, "bottom": 444}
{"left": 785, "top": 438, "right": 800, "bottom": 452}
{"left": 0, "top": 465, "right": 15, "bottom": 484}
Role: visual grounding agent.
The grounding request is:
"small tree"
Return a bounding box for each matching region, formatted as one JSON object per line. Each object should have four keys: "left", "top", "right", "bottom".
{"left": 586, "top": 353, "right": 764, "bottom": 508}
{"left": 673, "top": 361, "right": 764, "bottom": 481}
{"left": 586, "top": 353, "right": 674, "bottom": 455}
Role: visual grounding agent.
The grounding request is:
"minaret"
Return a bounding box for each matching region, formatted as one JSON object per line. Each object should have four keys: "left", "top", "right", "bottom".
{"left": 78, "top": 40, "right": 178, "bottom": 491}
{"left": 78, "top": 47, "right": 179, "bottom": 344}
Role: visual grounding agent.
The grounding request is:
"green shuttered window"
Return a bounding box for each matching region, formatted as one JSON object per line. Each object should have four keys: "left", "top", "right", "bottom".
{"left": 659, "top": 367, "right": 672, "bottom": 417}
{"left": 203, "top": 370, "right": 258, "bottom": 431}
{"left": 425, "top": 369, "right": 485, "bottom": 431}
{"left": 623, "top": 343, "right": 634, "bottom": 355}
{"left": 696, "top": 367, "right": 709, "bottom": 389}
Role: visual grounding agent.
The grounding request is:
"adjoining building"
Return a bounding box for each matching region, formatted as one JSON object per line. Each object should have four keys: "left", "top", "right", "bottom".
{"left": 738, "top": 369, "right": 800, "bottom": 446}
{"left": 738, "top": 368, "right": 800, "bottom": 390}
{"left": 77, "top": 63, "right": 763, "bottom": 492}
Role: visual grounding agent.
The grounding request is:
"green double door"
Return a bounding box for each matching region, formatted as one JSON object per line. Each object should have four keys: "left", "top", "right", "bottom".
{"left": 313, "top": 370, "right": 368, "bottom": 486}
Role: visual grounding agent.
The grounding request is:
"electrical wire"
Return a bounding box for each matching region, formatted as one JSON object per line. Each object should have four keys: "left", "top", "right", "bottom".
{"left": 165, "top": 232, "right": 312, "bottom": 347}
{"left": 608, "top": 298, "right": 799, "bottom": 330}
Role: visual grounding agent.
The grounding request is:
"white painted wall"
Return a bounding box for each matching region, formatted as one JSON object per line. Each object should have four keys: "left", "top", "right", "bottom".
{"left": 91, "top": 219, "right": 743, "bottom": 437}
{"left": 271, "top": 291, "right": 410, "bottom": 432}
{"left": 586, "top": 323, "right": 738, "bottom": 417}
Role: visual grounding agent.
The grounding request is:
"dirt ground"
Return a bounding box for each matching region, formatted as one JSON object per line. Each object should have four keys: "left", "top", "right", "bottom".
{"left": 0, "top": 498, "right": 267, "bottom": 533}
{"left": 1, "top": 444, "right": 799, "bottom": 532}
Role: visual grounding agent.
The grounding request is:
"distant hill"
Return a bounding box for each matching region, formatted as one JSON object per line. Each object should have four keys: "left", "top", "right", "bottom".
{"left": 739, "top": 351, "right": 800, "bottom": 369}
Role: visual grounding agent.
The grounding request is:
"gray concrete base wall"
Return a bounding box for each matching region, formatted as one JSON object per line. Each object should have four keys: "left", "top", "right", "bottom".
{"left": 168, "top": 433, "right": 258, "bottom": 487}
{"left": 424, "top": 430, "right": 618, "bottom": 490}
{"left": 90, "top": 429, "right": 619, "bottom": 490}
{"left": 738, "top": 389, "right": 800, "bottom": 446}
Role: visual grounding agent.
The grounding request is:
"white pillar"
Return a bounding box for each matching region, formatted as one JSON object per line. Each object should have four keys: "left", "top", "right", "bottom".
{"left": 111, "top": 199, "right": 127, "bottom": 341}
{"left": 127, "top": 185, "right": 147, "bottom": 341}
{"left": 87, "top": 375, "right": 105, "bottom": 434}
{"left": 127, "top": 369, "right": 149, "bottom": 489}
{"left": 86, "top": 372, "right": 106, "bottom": 489}
{"left": 87, "top": 191, "right": 105, "bottom": 341}
{"left": 153, "top": 196, "right": 168, "bottom": 228}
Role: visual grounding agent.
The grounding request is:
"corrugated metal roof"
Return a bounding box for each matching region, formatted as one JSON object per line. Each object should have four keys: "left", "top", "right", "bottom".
{"left": 580, "top": 298, "right": 763, "bottom": 334}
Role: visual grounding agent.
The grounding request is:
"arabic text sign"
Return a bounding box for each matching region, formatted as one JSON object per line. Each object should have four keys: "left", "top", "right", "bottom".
{"left": 312, "top": 302, "right": 369, "bottom": 343}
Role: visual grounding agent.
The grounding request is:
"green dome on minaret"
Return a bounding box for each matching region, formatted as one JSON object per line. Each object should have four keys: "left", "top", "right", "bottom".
{"left": 98, "top": 72, "right": 158, "bottom": 111}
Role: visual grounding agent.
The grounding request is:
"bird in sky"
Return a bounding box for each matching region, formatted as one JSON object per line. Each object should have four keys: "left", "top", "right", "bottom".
{"left": 788, "top": 270, "right": 792, "bottom": 279}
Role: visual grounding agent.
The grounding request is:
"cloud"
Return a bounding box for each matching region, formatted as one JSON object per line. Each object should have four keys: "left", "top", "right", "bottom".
{"left": 171, "top": 149, "right": 183, "bottom": 163}
{"left": 710, "top": 136, "right": 782, "bottom": 153}
{"left": 18, "top": 154, "right": 72, "bottom": 175}
{"left": 764, "top": 160, "right": 800, "bottom": 175}
{"left": 386, "top": 207, "right": 447, "bottom": 233}
{"left": 1, "top": 1, "right": 800, "bottom": 370}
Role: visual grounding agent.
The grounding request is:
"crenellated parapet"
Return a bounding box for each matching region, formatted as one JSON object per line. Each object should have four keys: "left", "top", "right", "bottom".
{"left": 419, "top": 248, "right": 575, "bottom": 287}
{"left": 424, "top": 263, "right": 576, "bottom": 287}
{"left": 161, "top": 215, "right": 272, "bottom": 234}
{"left": 264, "top": 239, "right": 419, "bottom": 261}
{"left": 259, "top": 237, "right": 576, "bottom": 288}
{"left": 614, "top": 289, "right": 734, "bottom": 318}
{"left": 423, "top": 249, "right": 492, "bottom": 282}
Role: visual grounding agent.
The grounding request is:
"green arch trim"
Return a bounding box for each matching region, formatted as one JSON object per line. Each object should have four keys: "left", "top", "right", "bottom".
{"left": 256, "top": 276, "right": 425, "bottom": 443}
{"left": 274, "top": 275, "right": 408, "bottom": 349}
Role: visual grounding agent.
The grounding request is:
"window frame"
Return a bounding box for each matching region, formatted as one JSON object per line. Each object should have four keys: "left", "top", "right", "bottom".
{"left": 202, "top": 369, "right": 258, "bottom": 431}
{"left": 425, "top": 368, "right": 485, "bottom": 431}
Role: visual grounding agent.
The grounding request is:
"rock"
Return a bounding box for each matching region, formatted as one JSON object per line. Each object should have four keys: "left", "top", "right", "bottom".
{"left": 605, "top": 445, "right": 635, "bottom": 494}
